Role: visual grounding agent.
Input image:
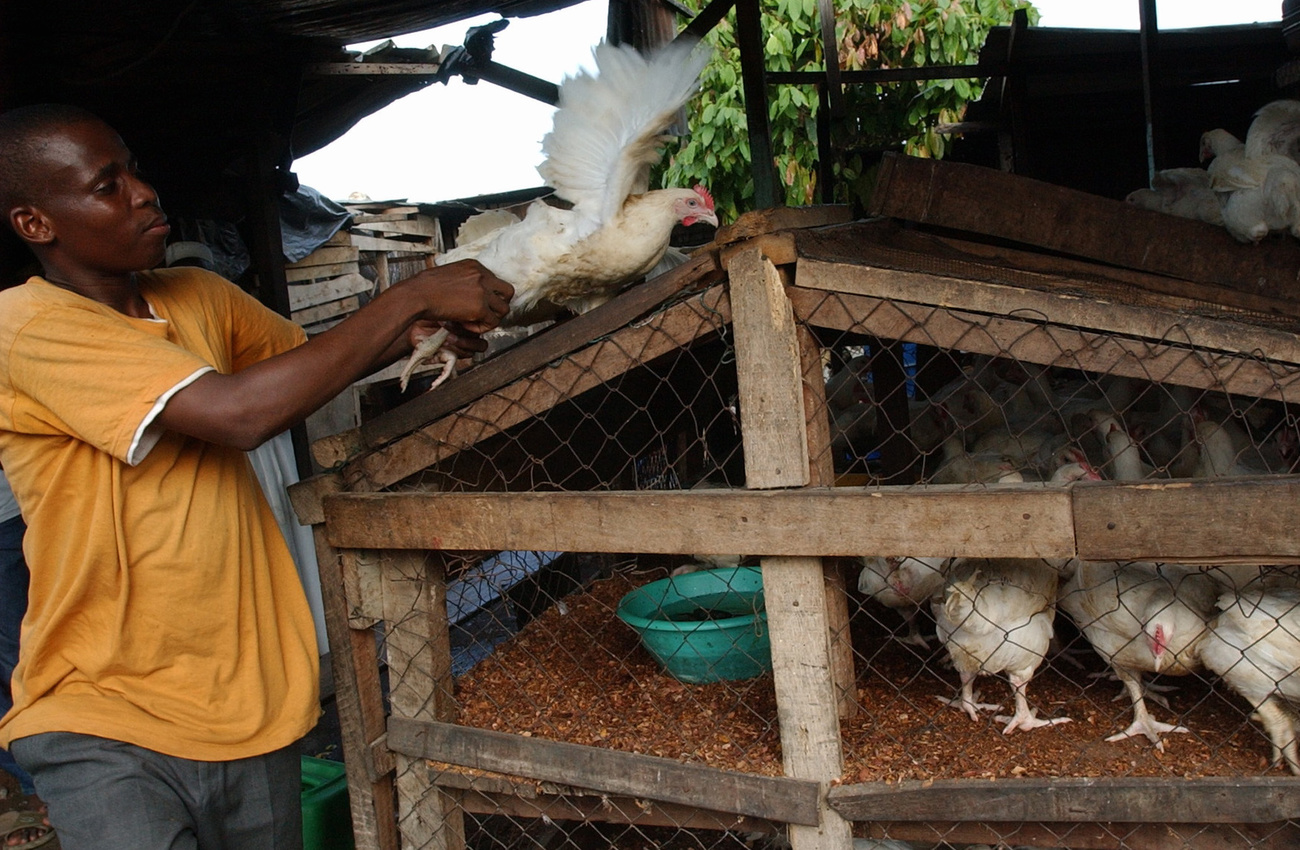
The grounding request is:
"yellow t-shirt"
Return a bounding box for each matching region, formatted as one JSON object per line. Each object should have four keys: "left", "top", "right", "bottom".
{"left": 0, "top": 268, "right": 320, "bottom": 761}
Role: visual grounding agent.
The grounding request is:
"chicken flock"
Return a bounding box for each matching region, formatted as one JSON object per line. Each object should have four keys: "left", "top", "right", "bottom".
{"left": 836, "top": 353, "right": 1300, "bottom": 773}
{"left": 1127, "top": 99, "right": 1300, "bottom": 243}
{"left": 399, "top": 38, "right": 718, "bottom": 391}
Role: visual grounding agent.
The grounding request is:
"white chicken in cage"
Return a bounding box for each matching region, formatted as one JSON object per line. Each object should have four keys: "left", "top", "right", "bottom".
{"left": 1200, "top": 587, "right": 1300, "bottom": 774}
{"left": 933, "top": 558, "right": 1071, "bottom": 734}
{"left": 857, "top": 556, "right": 951, "bottom": 647}
{"left": 1059, "top": 560, "right": 1218, "bottom": 751}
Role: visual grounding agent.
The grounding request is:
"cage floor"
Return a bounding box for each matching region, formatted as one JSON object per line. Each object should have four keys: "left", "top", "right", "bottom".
{"left": 451, "top": 568, "right": 1281, "bottom": 784}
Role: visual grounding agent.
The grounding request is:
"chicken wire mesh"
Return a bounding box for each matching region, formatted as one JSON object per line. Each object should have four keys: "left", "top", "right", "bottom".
{"left": 354, "top": 275, "right": 1300, "bottom": 850}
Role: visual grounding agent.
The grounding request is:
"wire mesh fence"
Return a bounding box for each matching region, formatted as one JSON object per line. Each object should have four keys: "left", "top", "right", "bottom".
{"left": 354, "top": 270, "right": 1300, "bottom": 850}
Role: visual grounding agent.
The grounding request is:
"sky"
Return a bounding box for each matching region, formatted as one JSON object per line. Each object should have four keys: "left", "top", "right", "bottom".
{"left": 292, "top": 0, "right": 1285, "bottom": 204}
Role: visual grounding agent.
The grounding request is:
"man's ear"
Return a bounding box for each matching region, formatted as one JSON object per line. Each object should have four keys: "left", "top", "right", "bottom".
{"left": 10, "top": 206, "right": 54, "bottom": 247}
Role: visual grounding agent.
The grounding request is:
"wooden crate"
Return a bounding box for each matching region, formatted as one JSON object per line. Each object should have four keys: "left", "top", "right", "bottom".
{"left": 291, "top": 179, "right": 1300, "bottom": 850}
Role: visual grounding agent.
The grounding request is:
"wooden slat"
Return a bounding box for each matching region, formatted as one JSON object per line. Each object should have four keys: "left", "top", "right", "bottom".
{"left": 287, "top": 245, "right": 360, "bottom": 268}
{"left": 348, "top": 233, "right": 436, "bottom": 253}
{"left": 796, "top": 257, "right": 1300, "bottom": 368}
{"left": 1074, "top": 476, "right": 1300, "bottom": 563}
{"left": 352, "top": 217, "right": 439, "bottom": 238}
{"left": 788, "top": 287, "right": 1300, "bottom": 404}
{"left": 322, "top": 487, "right": 1076, "bottom": 558}
{"left": 286, "top": 261, "right": 360, "bottom": 283}
{"left": 827, "top": 777, "right": 1300, "bottom": 824}
{"left": 388, "top": 718, "right": 822, "bottom": 827}
{"left": 348, "top": 207, "right": 421, "bottom": 222}
{"left": 309, "top": 251, "right": 723, "bottom": 470}
{"left": 291, "top": 295, "right": 360, "bottom": 326}
{"left": 288, "top": 272, "right": 374, "bottom": 312}
{"left": 729, "top": 247, "right": 850, "bottom": 850}
{"left": 868, "top": 152, "right": 1300, "bottom": 302}
{"left": 870, "top": 821, "right": 1300, "bottom": 850}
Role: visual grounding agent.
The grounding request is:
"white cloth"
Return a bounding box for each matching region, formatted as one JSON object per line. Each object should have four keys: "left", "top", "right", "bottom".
{"left": 246, "top": 432, "right": 328, "bottom": 656}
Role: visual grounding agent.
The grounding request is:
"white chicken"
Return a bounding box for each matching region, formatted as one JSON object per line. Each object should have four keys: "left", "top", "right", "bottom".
{"left": 1059, "top": 560, "right": 1218, "bottom": 750}
{"left": 1202, "top": 127, "right": 1300, "bottom": 244}
{"left": 1245, "top": 99, "right": 1300, "bottom": 165}
{"left": 399, "top": 38, "right": 719, "bottom": 390}
{"left": 857, "top": 556, "right": 950, "bottom": 647}
{"left": 933, "top": 558, "right": 1070, "bottom": 734}
{"left": 1125, "top": 167, "right": 1224, "bottom": 226}
{"left": 1199, "top": 587, "right": 1300, "bottom": 774}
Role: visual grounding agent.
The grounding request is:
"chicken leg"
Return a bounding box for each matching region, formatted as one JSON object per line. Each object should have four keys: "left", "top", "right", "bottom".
{"left": 1105, "top": 665, "right": 1187, "bottom": 751}
{"left": 1254, "top": 697, "right": 1300, "bottom": 775}
{"left": 398, "top": 327, "right": 457, "bottom": 393}
{"left": 994, "top": 667, "right": 1072, "bottom": 734}
{"left": 935, "top": 670, "right": 1003, "bottom": 721}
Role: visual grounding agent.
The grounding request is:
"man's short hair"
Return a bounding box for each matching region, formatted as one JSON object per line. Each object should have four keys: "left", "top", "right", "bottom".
{"left": 0, "top": 103, "right": 103, "bottom": 215}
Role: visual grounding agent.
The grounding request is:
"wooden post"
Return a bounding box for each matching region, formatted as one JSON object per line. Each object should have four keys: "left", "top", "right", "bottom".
{"left": 729, "top": 245, "right": 852, "bottom": 850}
{"left": 311, "top": 531, "right": 400, "bottom": 850}
{"left": 380, "top": 550, "right": 464, "bottom": 850}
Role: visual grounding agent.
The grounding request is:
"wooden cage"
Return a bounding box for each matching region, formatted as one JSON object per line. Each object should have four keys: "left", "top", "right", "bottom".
{"left": 290, "top": 157, "right": 1300, "bottom": 850}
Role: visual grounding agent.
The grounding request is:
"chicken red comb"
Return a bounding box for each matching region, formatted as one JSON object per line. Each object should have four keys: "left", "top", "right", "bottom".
{"left": 693, "top": 184, "right": 715, "bottom": 211}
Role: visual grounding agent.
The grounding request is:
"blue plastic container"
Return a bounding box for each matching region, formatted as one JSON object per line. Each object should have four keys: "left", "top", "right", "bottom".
{"left": 616, "top": 566, "right": 771, "bottom": 683}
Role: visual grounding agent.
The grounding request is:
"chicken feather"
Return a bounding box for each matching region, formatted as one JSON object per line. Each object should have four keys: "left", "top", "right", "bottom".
{"left": 398, "top": 39, "right": 718, "bottom": 391}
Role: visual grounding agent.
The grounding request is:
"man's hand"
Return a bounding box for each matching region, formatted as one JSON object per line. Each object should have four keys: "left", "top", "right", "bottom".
{"left": 399, "top": 259, "right": 514, "bottom": 335}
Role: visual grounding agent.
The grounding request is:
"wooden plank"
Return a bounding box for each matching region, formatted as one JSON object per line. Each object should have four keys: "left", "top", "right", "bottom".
{"left": 796, "top": 257, "right": 1300, "bottom": 368}
{"left": 322, "top": 256, "right": 725, "bottom": 484}
{"left": 728, "top": 245, "right": 850, "bottom": 850}
{"left": 310, "top": 525, "right": 399, "bottom": 850}
{"left": 291, "top": 295, "right": 360, "bottom": 326}
{"left": 351, "top": 217, "right": 439, "bottom": 238}
{"left": 450, "top": 783, "right": 780, "bottom": 834}
{"left": 322, "top": 487, "right": 1076, "bottom": 559}
{"left": 348, "top": 233, "right": 436, "bottom": 253}
{"left": 1074, "top": 476, "right": 1300, "bottom": 563}
{"left": 867, "top": 152, "right": 1300, "bottom": 302}
{"left": 307, "top": 62, "right": 443, "bottom": 76}
{"left": 827, "top": 777, "right": 1300, "bottom": 824}
{"left": 729, "top": 246, "right": 808, "bottom": 488}
{"left": 287, "top": 245, "right": 360, "bottom": 268}
{"left": 340, "top": 549, "right": 383, "bottom": 628}
{"left": 381, "top": 551, "right": 464, "bottom": 850}
{"left": 349, "top": 207, "right": 421, "bottom": 222}
{"left": 388, "top": 718, "right": 822, "bottom": 827}
{"left": 869, "top": 821, "right": 1300, "bottom": 850}
{"left": 787, "top": 287, "right": 1300, "bottom": 405}
{"left": 289, "top": 273, "right": 374, "bottom": 312}
{"left": 286, "top": 261, "right": 360, "bottom": 283}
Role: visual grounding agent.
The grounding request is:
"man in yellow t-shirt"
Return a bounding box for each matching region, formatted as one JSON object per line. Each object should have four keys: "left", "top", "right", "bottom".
{"left": 0, "top": 104, "right": 514, "bottom": 850}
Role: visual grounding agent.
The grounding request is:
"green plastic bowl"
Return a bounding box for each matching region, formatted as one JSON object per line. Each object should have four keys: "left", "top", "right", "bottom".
{"left": 616, "top": 566, "right": 771, "bottom": 683}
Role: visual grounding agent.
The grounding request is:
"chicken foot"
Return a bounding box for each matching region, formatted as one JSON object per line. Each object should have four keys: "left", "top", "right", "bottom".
{"left": 994, "top": 669, "right": 1072, "bottom": 735}
{"left": 934, "top": 671, "right": 1002, "bottom": 721}
{"left": 1105, "top": 666, "right": 1187, "bottom": 751}
{"left": 398, "top": 327, "right": 457, "bottom": 393}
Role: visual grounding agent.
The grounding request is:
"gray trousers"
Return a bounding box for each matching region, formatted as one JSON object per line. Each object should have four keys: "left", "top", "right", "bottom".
{"left": 10, "top": 731, "right": 303, "bottom": 850}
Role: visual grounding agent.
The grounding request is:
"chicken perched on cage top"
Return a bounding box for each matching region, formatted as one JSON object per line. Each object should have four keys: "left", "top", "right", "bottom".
{"left": 1200, "top": 587, "right": 1300, "bottom": 774}
{"left": 1059, "top": 560, "right": 1218, "bottom": 750}
{"left": 933, "top": 558, "right": 1071, "bottom": 734}
{"left": 399, "top": 37, "right": 719, "bottom": 390}
{"left": 857, "top": 556, "right": 950, "bottom": 647}
{"left": 1202, "top": 127, "right": 1300, "bottom": 244}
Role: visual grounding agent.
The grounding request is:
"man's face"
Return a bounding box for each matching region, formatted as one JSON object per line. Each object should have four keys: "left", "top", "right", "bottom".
{"left": 25, "top": 119, "right": 169, "bottom": 275}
